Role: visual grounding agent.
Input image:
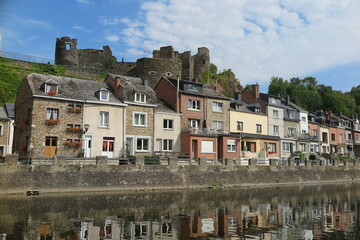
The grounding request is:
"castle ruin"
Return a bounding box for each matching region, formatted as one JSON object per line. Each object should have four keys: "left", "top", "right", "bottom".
{"left": 55, "top": 36, "right": 210, "bottom": 88}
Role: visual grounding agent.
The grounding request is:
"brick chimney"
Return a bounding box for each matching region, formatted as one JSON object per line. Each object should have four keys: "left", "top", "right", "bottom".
{"left": 252, "top": 84, "right": 260, "bottom": 99}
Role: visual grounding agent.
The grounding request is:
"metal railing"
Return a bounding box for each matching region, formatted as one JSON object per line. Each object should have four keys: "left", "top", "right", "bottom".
{"left": 0, "top": 50, "right": 54, "bottom": 64}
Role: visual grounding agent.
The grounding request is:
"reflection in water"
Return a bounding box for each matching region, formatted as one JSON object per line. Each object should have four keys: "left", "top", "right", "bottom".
{"left": 0, "top": 184, "right": 360, "bottom": 239}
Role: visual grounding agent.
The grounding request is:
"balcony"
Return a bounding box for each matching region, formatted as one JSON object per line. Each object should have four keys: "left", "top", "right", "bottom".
{"left": 181, "top": 128, "right": 229, "bottom": 136}
{"left": 284, "top": 133, "right": 311, "bottom": 141}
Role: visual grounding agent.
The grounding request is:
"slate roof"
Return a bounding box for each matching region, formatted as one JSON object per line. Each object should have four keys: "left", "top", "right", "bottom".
{"left": 25, "top": 73, "right": 123, "bottom": 104}
{"left": 156, "top": 98, "right": 176, "bottom": 113}
{"left": 0, "top": 106, "right": 7, "bottom": 120}
{"left": 4, "top": 103, "right": 15, "bottom": 118}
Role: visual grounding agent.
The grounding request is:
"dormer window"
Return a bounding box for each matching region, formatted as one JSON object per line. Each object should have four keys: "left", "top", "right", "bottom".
{"left": 255, "top": 108, "right": 261, "bottom": 114}
{"left": 288, "top": 110, "right": 295, "bottom": 119}
{"left": 188, "top": 84, "right": 199, "bottom": 92}
{"left": 44, "top": 79, "right": 58, "bottom": 96}
{"left": 135, "top": 93, "right": 146, "bottom": 103}
{"left": 99, "top": 88, "right": 109, "bottom": 101}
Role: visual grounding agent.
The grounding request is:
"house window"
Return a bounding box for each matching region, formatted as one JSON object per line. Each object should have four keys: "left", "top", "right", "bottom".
{"left": 212, "top": 121, "right": 224, "bottom": 130}
{"left": 99, "top": 89, "right": 109, "bottom": 101}
{"left": 302, "top": 130, "right": 306, "bottom": 134}
{"left": 135, "top": 93, "right": 146, "bottom": 103}
{"left": 299, "top": 143, "right": 306, "bottom": 152}
{"left": 136, "top": 138, "right": 149, "bottom": 152}
{"left": 273, "top": 125, "right": 279, "bottom": 135}
{"left": 46, "top": 108, "right": 59, "bottom": 120}
{"left": 189, "top": 119, "right": 199, "bottom": 128}
{"left": 288, "top": 127, "right": 296, "bottom": 137}
{"left": 188, "top": 84, "right": 199, "bottom": 92}
{"left": 0, "top": 146, "right": 4, "bottom": 156}
{"left": 237, "top": 121, "right": 243, "bottom": 131}
{"left": 273, "top": 110, "right": 278, "bottom": 118}
{"left": 212, "top": 102, "right": 223, "bottom": 112}
{"left": 100, "top": 112, "right": 109, "bottom": 127}
{"left": 0, "top": 124, "right": 3, "bottom": 136}
{"left": 255, "top": 108, "right": 261, "bottom": 114}
{"left": 163, "top": 119, "right": 173, "bottom": 130}
{"left": 188, "top": 100, "right": 200, "bottom": 110}
{"left": 133, "top": 113, "right": 146, "bottom": 127}
{"left": 288, "top": 110, "right": 295, "bottom": 119}
{"left": 282, "top": 142, "right": 291, "bottom": 152}
{"left": 313, "top": 129, "right": 317, "bottom": 137}
{"left": 331, "top": 133, "right": 336, "bottom": 141}
{"left": 227, "top": 139, "right": 236, "bottom": 152}
{"left": 339, "top": 134, "right": 343, "bottom": 143}
{"left": 163, "top": 139, "right": 173, "bottom": 151}
{"left": 322, "top": 132, "right": 328, "bottom": 143}
{"left": 242, "top": 142, "right": 256, "bottom": 152}
{"left": 268, "top": 143, "right": 276, "bottom": 153}
{"left": 201, "top": 140, "right": 214, "bottom": 153}
{"left": 256, "top": 124, "right": 262, "bottom": 133}
{"left": 301, "top": 116, "right": 306, "bottom": 122}
{"left": 348, "top": 133, "right": 352, "bottom": 140}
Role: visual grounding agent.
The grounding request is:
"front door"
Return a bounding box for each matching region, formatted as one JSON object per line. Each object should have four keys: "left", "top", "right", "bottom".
{"left": 125, "top": 137, "right": 134, "bottom": 156}
{"left": 102, "top": 137, "right": 115, "bottom": 158}
{"left": 191, "top": 140, "right": 198, "bottom": 159}
{"left": 44, "top": 136, "right": 57, "bottom": 157}
{"left": 84, "top": 135, "right": 92, "bottom": 158}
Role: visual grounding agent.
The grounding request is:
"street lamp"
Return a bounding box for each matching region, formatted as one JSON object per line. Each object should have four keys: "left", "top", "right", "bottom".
{"left": 83, "top": 124, "right": 90, "bottom": 134}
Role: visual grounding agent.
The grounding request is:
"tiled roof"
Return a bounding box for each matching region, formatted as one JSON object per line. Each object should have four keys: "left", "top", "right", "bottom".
{"left": 25, "top": 73, "right": 122, "bottom": 104}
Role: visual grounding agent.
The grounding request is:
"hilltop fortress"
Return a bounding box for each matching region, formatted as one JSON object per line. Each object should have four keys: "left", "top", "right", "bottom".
{"left": 55, "top": 36, "right": 210, "bottom": 88}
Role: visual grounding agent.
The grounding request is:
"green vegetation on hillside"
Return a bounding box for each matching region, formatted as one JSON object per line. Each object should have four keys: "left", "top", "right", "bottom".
{"left": 268, "top": 76, "right": 360, "bottom": 117}
{"left": 201, "top": 63, "right": 242, "bottom": 98}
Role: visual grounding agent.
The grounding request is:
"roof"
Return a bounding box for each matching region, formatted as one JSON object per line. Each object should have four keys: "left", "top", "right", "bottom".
{"left": 25, "top": 73, "right": 123, "bottom": 104}
{"left": 0, "top": 106, "right": 7, "bottom": 120}
{"left": 5, "top": 103, "right": 15, "bottom": 118}
{"left": 156, "top": 98, "right": 176, "bottom": 113}
{"left": 241, "top": 133, "right": 280, "bottom": 141}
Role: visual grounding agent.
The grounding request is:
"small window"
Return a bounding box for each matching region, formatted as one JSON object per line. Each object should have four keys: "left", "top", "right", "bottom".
{"left": 44, "top": 80, "right": 59, "bottom": 95}
{"left": 189, "top": 119, "right": 199, "bottom": 128}
{"left": 0, "top": 124, "right": 3, "bottom": 136}
{"left": 188, "top": 84, "right": 199, "bottom": 92}
{"left": 149, "top": 71, "right": 156, "bottom": 75}
{"left": 273, "top": 125, "right": 279, "bottom": 135}
{"left": 201, "top": 140, "right": 214, "bottom": 153}
{"left": 99, "top": 89, "right": 109, "bottom": 101}
{"left": 282, "top": 142, "right": 291, "bottom": 152}
{"left": 100, "top": 111, "right": 109, "bottom": 127}
{"left": 165, "top": 72, "right": 172, "bottom": 77}
{"left": 46, "top": 108, "right": 59, "bottom": 120}
{"left": 268, "top": 143, "right": 276, "bottom": 153}
{"left": 188, "top": 100, "right": 200, "bottom": 110}
{"left": 65, "top": 43, "right": 71, "bottom": 50}
{"left": 288, "top": 110, "right": 295, "bottom": 119}
{"left": 301, "top": 116, "right": 306, "bottom": 122}
{"left": 136, "top": 138, "right": 149, "bottom": 152}
{"left": 273, "top": 110, "right": 278, "bottom": 118}
{"left": 288, "top": 127, "right": 296, "bottom": 137}
{"left": 202, "top": 58, "right": 206, "bottom": 65}
{"left": 227, "top": 139, "right": 236, "bottom": 152}
{"left": 212, "top": 121, "right": 224, "bottom": 130}
{"left": 135, "top": 93, "right": 146, "bottom": 103}
{"left": 299, "top": 143, "right": 306, "bottom": 152}
{"left": 255, "top": 108, "right": 261, "bottom": 114}
{"left": 133, "top": 113, "right": 146, "bottom": 127}
{"left": 256, "top": 124, "right": 262, "bottom": 133}
{"left": 212, "top": 102, "right": 223, "bottom": 112}
{"left": 163, "top": 119, "right": 173, "bottom": 130}
{"left": 163, "top": 139, "right": 173, "bottom": 151}
{"left": 237, "top": 121, "right": 243, "bottom": 131}
{"left": 331, "top": 133, "right": 336, "bottom": 141}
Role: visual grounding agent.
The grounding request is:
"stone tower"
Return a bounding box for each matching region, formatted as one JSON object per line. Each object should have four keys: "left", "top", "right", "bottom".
{"left": 193, "top": 47, "right": 210, "bottom": 82}
{"left": 55, "top": 36, "right": 79, "bottom": 67}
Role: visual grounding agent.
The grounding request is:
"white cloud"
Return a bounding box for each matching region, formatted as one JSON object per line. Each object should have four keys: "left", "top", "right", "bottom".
{"left": 72, "top": 25, "right": 91, "bottom": 32}
{"left": 76, "top": 0, "right": 90, "bottom": 4}
{"left": 106, "top": 34, "right": 120, "bottom": 42}
{"left": 115, "top": 0, "right": 360, "bottom": 86}
{"left": 99, "top": 16, "right": 129, "bottom": 26}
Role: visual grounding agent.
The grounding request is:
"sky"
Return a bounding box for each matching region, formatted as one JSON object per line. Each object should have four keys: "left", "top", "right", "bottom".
{"left": 0, "top": 0, "right": 359, "bottom": 93}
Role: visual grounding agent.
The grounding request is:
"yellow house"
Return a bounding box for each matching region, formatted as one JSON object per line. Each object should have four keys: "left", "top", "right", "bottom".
{"left": 320, "top": 125, "right": 330, "bottom": 154}
{"left": 230, "top": 102, "right": 280, "bottom": 160}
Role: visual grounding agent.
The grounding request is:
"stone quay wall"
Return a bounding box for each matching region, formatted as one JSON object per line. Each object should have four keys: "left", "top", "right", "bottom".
{"left": 1, "top": 155, "right": 360, "bottom": 195}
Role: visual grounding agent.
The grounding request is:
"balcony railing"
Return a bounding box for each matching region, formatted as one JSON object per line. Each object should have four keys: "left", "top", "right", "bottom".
{"left": 182, "top": 128, "right": 229, "bottom": 135}
{"left": 284, "top": 133, "right": 311, "bottom": 140}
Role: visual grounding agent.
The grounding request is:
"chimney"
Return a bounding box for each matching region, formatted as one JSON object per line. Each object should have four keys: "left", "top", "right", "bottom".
{"left": 286, "top": 95, "right": 290, "bottom": 105}
{"left": 234, "top": 91, "right": 241, "bottom": 101}
{"left": 252, "top": 84, "right": 259, "bottom": 99}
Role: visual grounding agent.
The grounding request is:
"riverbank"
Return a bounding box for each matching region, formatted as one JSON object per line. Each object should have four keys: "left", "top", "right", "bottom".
{"left": 2, "top": 163, "right": 360, "bottom": 195}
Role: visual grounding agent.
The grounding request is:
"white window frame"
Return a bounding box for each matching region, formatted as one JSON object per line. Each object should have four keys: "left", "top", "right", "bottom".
{"left": 299, "top": 143, "right": 306, "bottom": 152}
{"left": 163, "top": 139, "right": 173, "bottom": 151}
{"left": 100, "top": 90, "right": 109, "bottom": 101}
{"left": 136, "top": 137, "right": 150, "bottom": 152}
{"left": 188, "top": 84, "right": 199, "bottom": 92}
{"left": 288, "top": 110, "right": 295, "bottom": 119}
{"left": 163, "top": 119, "right": 173, "bottom": 130}
{"left": 45, "top": 83, "right": 58, "bottom": 94}
{"left": 273, "top": 125, "right": 279, "bottom": 135}
{"left": 189, "top": 119, "right": 199, "bottom": 128}
{"left": 46, "top": 108, "right": 59, "bottom": 120}
{"left": 0, "top": 124, "right": 3, "bottom": 136}
{"left": 255, "top": 108, "right": 261, "bottom": 114}
{"left": 212, "top": 121, "right": 224, "bottom": 130}
{"left": 282, "top": 142, "right": 291, "bottom": 152}
{"left": 133, "top": 112, "right": 147, "bottom": 127}
{"left": 301, "top": 116, "right": 306, "bottom": 122}
{"left": 99, "top": 111, "right": 109, "bottom": 127}
{"left": 268, "top": 143, "right": 276, "bottom": 153}
{"left": 201, "top": 140, "right": 214, "bottom": 153}
{"left": 227, "top": 139, "right": 236, "bottom": 152}
{"left": 237, "top": 121, "right": 243, "bottom": 131}
{"left": 188, "top": 99, "right": 200, "bottom": 111}
{"left": 212, "top": 102, "right": 223, "bottom": 112}
{"left": 288, "top": 127, "right": 296, "bottom": 137}
{"left": 135, "top": 92, "right": 146, "bottom": 103}
{"left": 273, "top": 110, "right": 278, "bottom": 118}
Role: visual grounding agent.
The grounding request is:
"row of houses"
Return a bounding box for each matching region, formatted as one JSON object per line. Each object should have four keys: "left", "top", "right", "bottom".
{"left": 3, "top": 73, "right": 360, "bottom": 160}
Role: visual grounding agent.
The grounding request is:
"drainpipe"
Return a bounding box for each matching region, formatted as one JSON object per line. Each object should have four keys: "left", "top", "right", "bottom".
{"left": 176, "top": 77, "right": 180, "bottom": 112}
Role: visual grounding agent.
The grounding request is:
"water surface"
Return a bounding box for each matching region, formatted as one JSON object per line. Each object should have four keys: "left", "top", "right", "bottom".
{"left": 1, "top": 184, "right": 360, "bottom": 239}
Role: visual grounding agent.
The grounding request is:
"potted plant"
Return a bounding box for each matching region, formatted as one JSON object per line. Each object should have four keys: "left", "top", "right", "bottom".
{"left": 45, "top": 118, "right": 61, "bottom": 126}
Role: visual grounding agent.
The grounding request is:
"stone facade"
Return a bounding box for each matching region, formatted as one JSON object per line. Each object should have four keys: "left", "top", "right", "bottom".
{"left": 205, "top": 98, "right": 230, "bottom": 132}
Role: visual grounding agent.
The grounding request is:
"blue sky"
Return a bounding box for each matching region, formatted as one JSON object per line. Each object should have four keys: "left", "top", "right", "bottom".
{"left": 0, "top": 0, "right": 359, "bottom": 93}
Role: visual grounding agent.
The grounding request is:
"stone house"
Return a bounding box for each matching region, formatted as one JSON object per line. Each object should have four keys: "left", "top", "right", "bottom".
{"left": 308, "top": 114, "right": 321, "bottom": 154}
{"left": 14, "top": 73, "right": 126, "bottom": 158}
{"left": 0, "top": 103, "right": 15, "bottom": 156}
{"left": 105, "top": 74, "right": 157, "bottom": 157}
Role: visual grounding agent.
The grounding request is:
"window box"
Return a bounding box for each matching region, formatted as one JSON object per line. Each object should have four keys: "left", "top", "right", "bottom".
{"left": 45, "top": 119, "right": 61, "bottom": 126}
{"left": 64, "top": 141, "right": 82, "bottom": 148}
{"left": 66, "top": 127, "right": 83, "bottom": 133}
{"left": 47, "top": 90, "right": 57, "bottom": 96}
{"left": 67, "top": 107, "right": 82, "bottom": 114}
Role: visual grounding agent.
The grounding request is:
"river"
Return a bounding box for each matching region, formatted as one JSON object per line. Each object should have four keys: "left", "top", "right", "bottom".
{"left": 1, "top": 183, "right": 360, "bottom": 239}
